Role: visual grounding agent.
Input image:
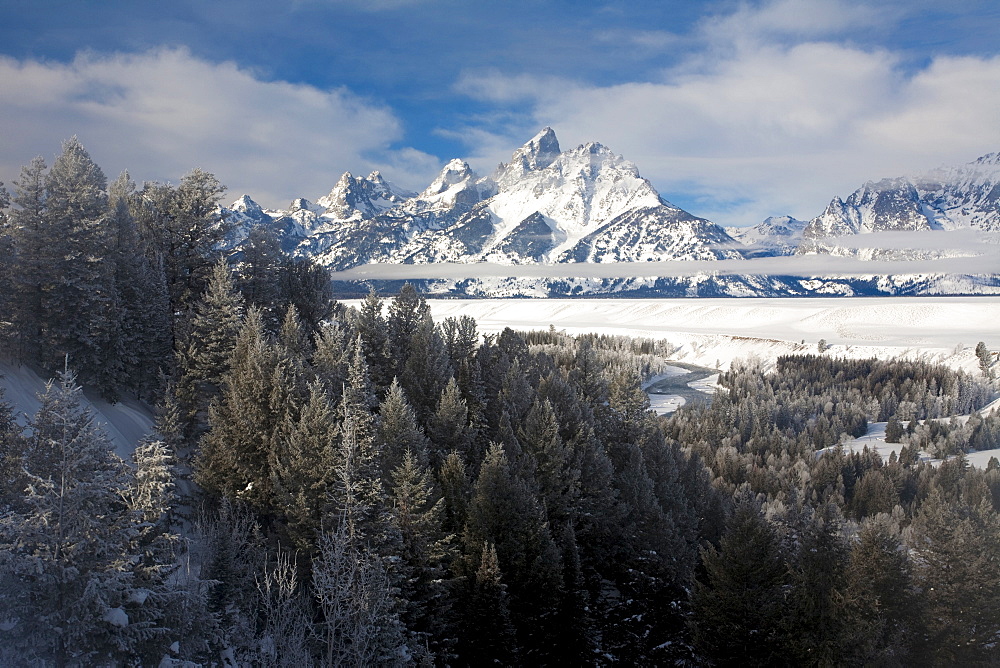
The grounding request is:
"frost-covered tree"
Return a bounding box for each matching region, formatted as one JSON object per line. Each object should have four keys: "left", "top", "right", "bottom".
{"left": 7, "top": 156, "right": 48, "bottom": 361}
{"left": 176, "top": 259, "right": 245, "bottom": 434}
{"left": 271, "top": 381, "right": 339, "bottom": 552}
{"left": 41, "top": 138, "right": 120, "bottom": 395}
{"left": 108, "top": 170, "right": 172, "bottom": 398}
{"left": 138, "top": 169, "right": 228, "bottom": 338}
{"left": 0, "top": 372, "right": 170, "bottom": 665}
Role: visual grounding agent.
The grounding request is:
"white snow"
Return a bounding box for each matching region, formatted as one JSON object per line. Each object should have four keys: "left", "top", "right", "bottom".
{"left": 0, "top": 359, "right": 156, "bottom": 459}
{"left": 832, "top": 420, "right": 1000, "bottom": 470}
{"left": 103, "top": 607, "right": 129, "bottom": 628}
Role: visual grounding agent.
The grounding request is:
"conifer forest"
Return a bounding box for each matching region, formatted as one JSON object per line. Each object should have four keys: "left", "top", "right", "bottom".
{"left": 1, "top": 139, "right": 1000, "bottom": 666}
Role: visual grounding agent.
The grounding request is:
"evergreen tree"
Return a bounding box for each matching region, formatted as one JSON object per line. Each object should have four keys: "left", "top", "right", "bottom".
{"left": 270, "top": 381, "right": 339, "bottom": 552}
{"left": 354, "top": 289, "right": 392, "bottom": 388}
{"left": 975, "top": 341, "right": 993, "bottom": 379}
{"left": 389, "top": 449, "right": 457, "bottom": 662}
{"left": 386, "top": 283, "right": 430, "bottom": 378}
{"left": 280, "top": 256, "right": 335, "bottom": 335}
{"left": 463, "top": 443, "right": 563, "bottom": 662}
{"left": 138, "top": 169, "right": 228, "bottom": 344}
{"left": 781, "top": 503, "right": 852, "bottom": 663}
{"left": 176, "top": 260, "right": 244, "bottom": 435}
{"left": 427, "top": 377, "right": 474, "bottom": 469}
{"left": 375, "top": 378, "right": 432, "bottom": 484}
{"left": 8, "top": 156, "right": 48, "bottom": 361}
{"left": 459, "top": 543, "right": 518, "bottom": 666}
{"left": 195, "top": 308, "right": 280, "bottom": 512}
{"left": 692, "top": 493, "right": 790, "bottom": 665}
{"left": 909, "top": 488, "right": 1000, "bottom": 664}
{"left": 844, "top": 513, "right": 915, "bottom": 664}
{"left": 237, "top": 224, "right": 285, "bottom": 330}
{"left": 0, "top": 181, "right": 15, "bottom": 348}
{"left": 438, "top": 451, "right": 471, "bottom": 535}
{"left": 313, "top": 320, "right": 350, "bottom": 403}
{"left": 400, "top": 312, "right": 452, "bottom": 422}
{"left": 109, "top": 170, "right": 172, "bottom": 398}
{"left": 885, "top": 414, "right": 904, "bottom": 443}
{"left": 0, "top": 372, "right": 167, "bottom": 665}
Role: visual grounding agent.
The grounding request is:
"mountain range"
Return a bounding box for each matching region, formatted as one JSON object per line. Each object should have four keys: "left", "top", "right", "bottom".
{"left": 225, "top": 129, "right": 1000, "bottom": 297}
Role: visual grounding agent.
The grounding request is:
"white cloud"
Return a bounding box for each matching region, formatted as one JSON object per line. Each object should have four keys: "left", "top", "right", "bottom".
{"left": 0, "top": 48, "right": 441, "bottom": 208}
{"left": 453, "top": 0, "right": 1000, "bottom": 227}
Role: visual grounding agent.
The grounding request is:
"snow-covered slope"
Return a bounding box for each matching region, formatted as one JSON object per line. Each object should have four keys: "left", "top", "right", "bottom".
{"left": 0, "top": 360, "right": 155, "bottom": 459}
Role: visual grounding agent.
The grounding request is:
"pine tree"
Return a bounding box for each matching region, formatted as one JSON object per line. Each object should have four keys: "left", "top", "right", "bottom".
{"left": 0, "top": 180, "right": 15, "bottom": 348}
{"left": 844, "top": 513, "right": 915, "bottom": 664}
{"left": 909, "top": 489, "right": 1000, "bottom": 664}
{"left": 400, "top": 312, "right": 452, "bottom": 422}
{"left": 270, "top": 381, "right": 339, "bottom": 552}
{"left": 108, "top": 170, "right": 171, "bottom": 398}
{"left": 354, "top": 289, "right": 392, "bottom": 388}
{"left": 176, "top": 260, "right": 244, "bottom": 435}
{"left": 975, "top": 341, "right": 993, "bottom": 379}
{"left": 195, "top": 308, "right": 280, "bottom": 512}
{"left": 427, "top": 377, "right": 473, "bottom": 468}
{"left": 41, "top": 138, "right": 120, "bottom": 396}
{"left": 885, "top": 414, "right": 904, "bottom": 443}
{"left": 280, "top": 256, "right": 335, "bottom": 335}
{"left": 389, "top": 449, "right": 457, "bottom": 662}
{"left": 386, "top": 283, "right": 430, "bottom": 378}
{"left": 0, "top": 371, "right": 160, "bottom": 665}
{"left": 437, "top": 451, "right": 471, "bottom": 535}
{"left": 8, "top": 156, "right": 48, "bottom": 361}
{"left": 459, "top": 543, "right": 518, "bottom": 666}
{"left": 138, "top": 169, "right": 228, "bottom": 346}
{"left": 781, "top": 503, "right": 852, "bottom": 663}
{"left": 0, "top": 386, "right": 26, "bottom": 509}
{"left": 313, "top": 320, "right": 350, "bottom": 403}
{"left": 519, "top": 397, "right": 579, "bottom": 524}
{"left": 375, "top": 378, "right": 432, "bottom": 485}
{"left": 237, "top": 224, "right": 285, "bottom": 330}
{"left": 692, "top": 493, "right": 790, "bottom": 665}
{"left": 463, "top": 443, "right": 563, "bottom": 661}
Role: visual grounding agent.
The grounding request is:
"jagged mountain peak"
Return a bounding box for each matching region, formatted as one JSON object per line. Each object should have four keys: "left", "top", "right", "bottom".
{"left": 494, "top": 127, "right": 563, "bottom": 189}
{"left": 231, "top": 194, "right": 264, "bottom": 215}
{"left": 973, "top": 152, "right": 1000, "bottom": 167}
{"left": 422, "top": 159, "right": 477, "bottom": 196}
{"left": 521, "top": 126, "right": 561, "bottom": 166}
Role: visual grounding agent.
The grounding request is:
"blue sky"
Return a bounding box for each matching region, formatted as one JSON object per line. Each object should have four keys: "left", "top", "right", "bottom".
{"left": 2, "top": 0, "right": 999, "bottom": 226}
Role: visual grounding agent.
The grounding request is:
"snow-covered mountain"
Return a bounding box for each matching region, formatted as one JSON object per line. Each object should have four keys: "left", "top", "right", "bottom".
{"left": 225, "top": 128, "right": 742, "bottom": 270}
{"left": 798, "top": 153, "right": 1000, "bottom": 256}
{"left": 726, "top": 216, "right": 807, "bottom": 257}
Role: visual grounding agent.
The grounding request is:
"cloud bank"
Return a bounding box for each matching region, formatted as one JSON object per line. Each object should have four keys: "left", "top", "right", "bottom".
{"left": 0, "top": 48, "right": 441, "bottom": 208}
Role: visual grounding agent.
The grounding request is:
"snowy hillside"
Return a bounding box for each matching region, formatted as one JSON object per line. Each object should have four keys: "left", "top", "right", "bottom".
{"left": 0, "top": 359, "right": 155, "bottom": 458}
